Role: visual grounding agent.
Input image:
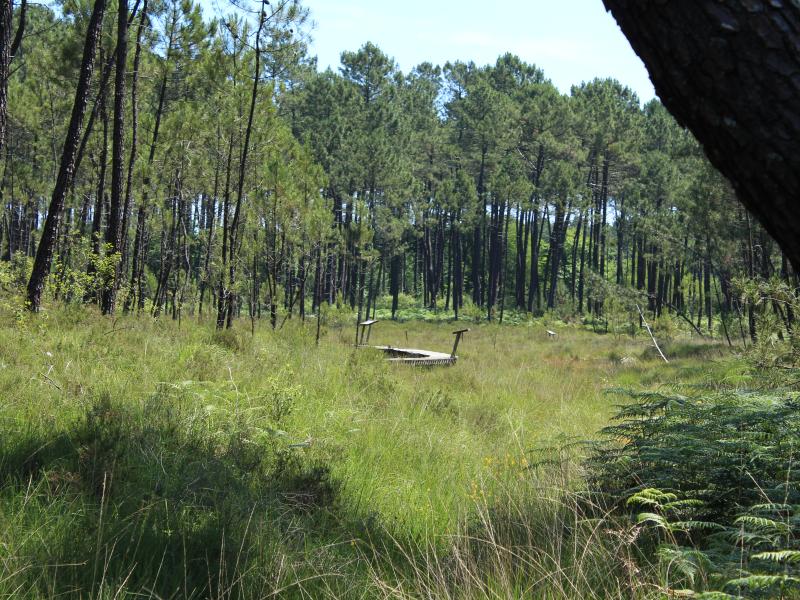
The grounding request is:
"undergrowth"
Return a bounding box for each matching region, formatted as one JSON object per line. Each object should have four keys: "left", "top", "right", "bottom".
{"left": 591, "top": 385, "right": 800, "bottom": 599}
{"left": 0, "top": 298, "right": 751, "bottom": 598}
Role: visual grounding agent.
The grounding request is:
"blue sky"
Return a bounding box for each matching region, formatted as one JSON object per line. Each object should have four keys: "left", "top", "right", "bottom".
{"left": 301, "top": 0, "right": 657, "bottom": 103}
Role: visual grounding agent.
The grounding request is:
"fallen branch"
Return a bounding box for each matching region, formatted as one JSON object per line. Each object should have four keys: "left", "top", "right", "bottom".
{"left": 666, "top": 303, "right": 710, "bottom": 339}
{"left": 39, "top": 372, "right": 62, "bottom": 391}
{"left": 636, "top": 304, "right": 669, "bottom": 363}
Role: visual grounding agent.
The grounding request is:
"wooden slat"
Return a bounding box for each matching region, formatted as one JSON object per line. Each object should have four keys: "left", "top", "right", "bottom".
{"left": 373, "top": 346, "right": 458, "bottom": 367}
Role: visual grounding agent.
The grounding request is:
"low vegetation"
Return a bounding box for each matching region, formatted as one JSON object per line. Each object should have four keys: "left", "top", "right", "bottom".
{"left": 592, "top": 387, "right": 800, "bottom": 599}
{"left": 0, "top": 297, "right": 756, "bottom": 598}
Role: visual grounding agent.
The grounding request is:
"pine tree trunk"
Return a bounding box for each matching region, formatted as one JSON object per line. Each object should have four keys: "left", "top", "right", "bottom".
{"left": 452, "top": 223, "right": 462, "bottom": 320}
{"left": 571, "top": 210, "right": 583, "bottom": 304}
{"left": 0, "top": 0, "right": 24, "bottom": 156}
{"left": 472, "top": 147, "right": 486, "bottom": 306}
{"left": 527, "top": 196, "right": 541, "bottom": 313}
{"left": 85, "top": 85, "right": 108, "bottom": 303}
{"left": 636, "top": 236, "right": 646, "bottom": 291}
{"left": 499, "top": 199, "right": 511, "bottom": 322}
{"left": 390, "top": 252, "right": 401, "bottom": 319}
{"left": 616, "top": 193, "right": 624, "bottom": 285}
{"left": 577, "top": 206, "right": 588, "bottom": 314}
{"left": 515, "top": 205, "right": 526, "bottom": 308}
{"left": 119, "top": 0, "right": 147, "bottom": 284}
{"left": 599, "top": 155, "right": 609, "bottom": 286}
{"left": 100, "top": 0, "right": 127, "bottom": 315}
{"left": 0, "top": 0, "right": 12, "bottom": 156}
{"left": 704, "top": 236, "right": 713, "bottom": 333}
{"left": 547, "top": 198, "right": 571, "bottom": 310}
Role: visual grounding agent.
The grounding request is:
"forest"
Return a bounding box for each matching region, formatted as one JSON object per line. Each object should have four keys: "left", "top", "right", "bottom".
{"left": 0, "top": 0, "right": 794, "bottom": 340}
{"left": 2, "top": 0, "right": 800, "bottom": 598}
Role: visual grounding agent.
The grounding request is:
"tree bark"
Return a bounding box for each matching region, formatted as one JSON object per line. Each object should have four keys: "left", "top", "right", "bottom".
{"left": 0, "top": 0, "right": 25, "bottom": 157}
{"left": 120, "top": 0, "right": 147, "bottom": 281}
{"left": 100, "top": 0, "right": 128, "bottom": 315}
{"left": 603, "top": 0, "right": 800, "bottom": 268}
{"left": 72, "top": 0, "right": 140, "bottom": 190}
{"left": 0, "top": 0, "right": 12, "bottom": 155}
{"left": 85, "top": 82, "right": 108, "bottom": 303}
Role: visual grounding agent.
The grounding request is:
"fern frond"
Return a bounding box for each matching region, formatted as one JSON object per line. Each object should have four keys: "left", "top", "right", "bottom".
{"left": 734, "top": 516, "right": 789, "bottom": 533}
{"left": 724, "top": 574, "right": 800, "bottom": 591}
{"left": 637, "top": 512, "right": 669, "bottom": 529}
{"left": 627, "top": 488, "right": 678, "bottom": 507}
{"left": 751, "top": 550, "right": 800, "bottom": 563}
{"left": 670, "top": 520, "right": 725, "bottom": 532}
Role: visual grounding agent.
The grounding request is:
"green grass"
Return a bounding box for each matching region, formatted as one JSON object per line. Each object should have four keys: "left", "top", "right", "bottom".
{"left": 0, "top": 299, "right": 746, "bottom": 598}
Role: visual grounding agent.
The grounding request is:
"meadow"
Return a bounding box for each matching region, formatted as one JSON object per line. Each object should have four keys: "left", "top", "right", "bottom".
{"left": 0, "top": 301, "right": 743, "bottom": 599}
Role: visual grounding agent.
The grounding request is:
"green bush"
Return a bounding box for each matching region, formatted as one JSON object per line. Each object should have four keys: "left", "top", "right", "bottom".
{"left": 375, "top": 292, "right": 417, "bottom": 311}
{"left": 589, "top": 388, "right": 800, "bottom": 598}
{"left": 211, "top": 326, "right": 252, "bottom": 352}
{"left": 0, "top": 253, "right": 33, "bottom": 290}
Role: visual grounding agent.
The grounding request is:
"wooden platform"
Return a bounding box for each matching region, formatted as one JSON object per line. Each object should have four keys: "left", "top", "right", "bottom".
{"left": 373, "top": 346, "right": 457, "bottom": 367}
{"left": 355, "top": 322, "right": 467, "bottom": 367}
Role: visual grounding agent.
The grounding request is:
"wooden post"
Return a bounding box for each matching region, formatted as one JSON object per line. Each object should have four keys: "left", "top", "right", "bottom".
{"left": 451, "top": 328, "right": 470, "bottom": 358}
{"left": 358, "top": 319, "right": 378, "bottom": 346}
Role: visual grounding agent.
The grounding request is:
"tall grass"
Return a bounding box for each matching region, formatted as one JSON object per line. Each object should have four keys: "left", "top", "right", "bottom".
{"left": 360, "top": 464, "right": 660, "bottom": 600}
{"left": 0, "top": 299, "right": 741, "bottom": 598}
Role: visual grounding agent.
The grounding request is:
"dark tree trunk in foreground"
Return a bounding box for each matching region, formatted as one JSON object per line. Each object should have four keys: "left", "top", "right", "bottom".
{"left": 603, "top": 0, "right": 800, "bottom": 268}
{"left": 26, "top": 0, "right": 106, "bottom": 311}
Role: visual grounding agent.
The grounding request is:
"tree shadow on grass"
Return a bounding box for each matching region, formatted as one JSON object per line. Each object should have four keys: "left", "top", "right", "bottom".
{"left": 0, "top": 393, "right": 387, "bottom": 599}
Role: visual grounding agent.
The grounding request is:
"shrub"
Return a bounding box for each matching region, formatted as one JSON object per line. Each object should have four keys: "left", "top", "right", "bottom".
{"left": 375, "top": 292, "right": 417, "bottom": 311}
{"left": 652, "top": 314, "right": 680, "bottom": 342}
{"left": 589, "top": 388, "right": 800, "bottom": 598}
{"left": 0, "top": 253, "right": 33, "bottom": 290}
{"left": 211, "top": 326, "right": 252, "bottom": 352}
